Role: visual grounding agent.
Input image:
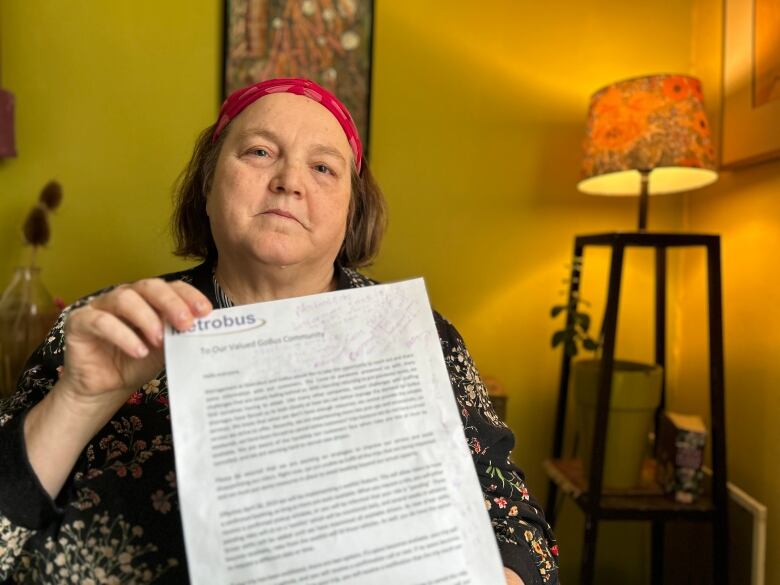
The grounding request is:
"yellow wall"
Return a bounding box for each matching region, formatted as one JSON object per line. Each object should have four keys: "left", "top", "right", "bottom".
{"left": 0, "top": 1, "right": 221, "bottom": 298}
{"left": 5, "top": 1, "right": 763, "bottom": 583}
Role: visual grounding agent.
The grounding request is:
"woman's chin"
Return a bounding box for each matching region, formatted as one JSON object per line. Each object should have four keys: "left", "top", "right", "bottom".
{"left": 246, "top": 245, "right": 309, "bottom": 269}
{"left": 222, "top": 237, "right": 335, "bottom": 270}
{"left": 252, "top": 253, "right": 301, "bottom": 269}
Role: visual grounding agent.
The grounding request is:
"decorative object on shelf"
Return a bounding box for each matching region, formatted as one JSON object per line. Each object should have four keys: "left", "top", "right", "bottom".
{"left": 0, "top": 181, "right": 63, "bottom": 398}
{"left": 723, "top": 0, "right": 780, "bottom": 166}
{"left": 579, "top": 74, "right": 718, "bottom": 230}
{"left": 655, "top": 411, "right": 707, "bottom": 504}
{"left": 574, "top": 359, "right": 662, "bottom": 489}
{"left": 223, "top": 0, "right": 375, "bottom": 151}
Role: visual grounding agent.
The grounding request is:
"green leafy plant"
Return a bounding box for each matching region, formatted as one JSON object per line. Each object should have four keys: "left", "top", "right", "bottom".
{"left": 550, "top": 258, "right": 601, "bottom": 357}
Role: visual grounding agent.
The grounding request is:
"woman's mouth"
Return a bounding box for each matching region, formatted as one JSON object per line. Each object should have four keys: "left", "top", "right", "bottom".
{"left": 263, "top": 209, "right": 298, "bottom": 221}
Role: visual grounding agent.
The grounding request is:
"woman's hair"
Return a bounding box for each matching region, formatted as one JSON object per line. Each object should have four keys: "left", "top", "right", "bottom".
{"left": 171, "top": 122, "right": 387, "bottom": 268}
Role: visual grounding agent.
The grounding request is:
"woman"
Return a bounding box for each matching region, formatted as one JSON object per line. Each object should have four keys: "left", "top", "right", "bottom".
{"left": 0, "top": 79, "right": 558, "bottom": 584}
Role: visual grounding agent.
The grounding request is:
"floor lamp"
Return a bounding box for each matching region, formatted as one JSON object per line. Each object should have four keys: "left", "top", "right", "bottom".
{"left": 577, "top": 74, "right": 718, "bottom": 229}
{"left": 545, "top": 75, "right": 729, "bottom": 584}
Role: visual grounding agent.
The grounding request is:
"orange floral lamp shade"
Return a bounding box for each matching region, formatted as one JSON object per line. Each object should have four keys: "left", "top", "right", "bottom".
{"left": 579, "top": 75, "right": 718, "bottom": 196}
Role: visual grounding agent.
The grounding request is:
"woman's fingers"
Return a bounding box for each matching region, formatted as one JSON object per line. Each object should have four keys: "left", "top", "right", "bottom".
{"left": 82, "top": 278, "right": 213, "bottom": 347}
{"left": 129, "top": 278, "right": 196, "bottom": 332}
{"left": 169, "top": 280, "right": 213, "bottom": 318}
{"left": 123, "top": 278, "right": 212, "bottom": 333}
{"left": 91, "top": 286, "right": 165, "bottom": 347}
{"left": 59, "top": 278, "right": 210, "bottom": 401}
{"left": 67, "top": 306, "right": 151, "bottom": 359}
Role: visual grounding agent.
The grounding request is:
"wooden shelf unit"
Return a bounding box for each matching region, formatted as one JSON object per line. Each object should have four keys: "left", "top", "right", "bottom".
{"left": 544, "top": 232, "right": 728, "bottom": 585}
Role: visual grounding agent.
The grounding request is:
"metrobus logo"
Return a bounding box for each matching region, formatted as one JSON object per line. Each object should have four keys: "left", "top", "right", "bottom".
{"left": 171, "top": 313, "right": 266, "bottom": 336}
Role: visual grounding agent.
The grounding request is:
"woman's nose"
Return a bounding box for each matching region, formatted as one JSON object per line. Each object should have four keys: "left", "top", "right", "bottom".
{"left": 269, "top": 162, "right": 304, "bottom": 196}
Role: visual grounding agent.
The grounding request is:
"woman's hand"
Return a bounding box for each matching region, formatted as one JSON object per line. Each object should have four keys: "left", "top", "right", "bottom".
{"left": 24, "top": 278, "right": 212, "bottom": 498}
{"left": 58, "top": 278, "right": 212, "bottom": 411}
{"left": 504, "top": 568, "right": 525, "bottom": 585}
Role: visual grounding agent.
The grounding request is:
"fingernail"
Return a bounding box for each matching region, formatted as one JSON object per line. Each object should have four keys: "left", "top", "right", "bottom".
{"left": 156, "top": 330, "right": 164, "bottom": 344}
{"left": 196, "top": 300, "right": 209, "bottom": 313}
{"left": 178, "top": 311, "right": 190, "bottom": 323}
{"left": 137, "top": 345, "right": 149, "bottom": 358}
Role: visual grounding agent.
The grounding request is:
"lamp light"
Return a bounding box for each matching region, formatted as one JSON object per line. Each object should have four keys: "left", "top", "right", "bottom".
{"left": 579, "top": 74, "right": 718, "bottom": 230}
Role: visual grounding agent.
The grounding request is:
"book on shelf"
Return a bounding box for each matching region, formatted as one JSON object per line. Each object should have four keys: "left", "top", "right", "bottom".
{"left": 655, "top": 411, "right": 707, "bottom": 503}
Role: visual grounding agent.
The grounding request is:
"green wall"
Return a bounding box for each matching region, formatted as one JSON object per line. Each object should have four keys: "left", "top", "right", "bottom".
{"left": 0, "top": 1, "right": 221, "bottom": 297}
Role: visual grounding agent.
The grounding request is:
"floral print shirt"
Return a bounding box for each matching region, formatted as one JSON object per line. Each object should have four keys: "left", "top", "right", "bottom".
{"left": 0, "top": 261, "right": 558, "bottom": 584}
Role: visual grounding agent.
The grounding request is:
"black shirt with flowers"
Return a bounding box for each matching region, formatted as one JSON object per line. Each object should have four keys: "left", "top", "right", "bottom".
{"left": 0, "top": 261, "right": 558, "bottom": 584}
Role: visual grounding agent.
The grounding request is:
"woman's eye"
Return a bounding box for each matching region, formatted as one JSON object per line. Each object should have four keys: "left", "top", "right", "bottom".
{"left": 251, "top": 148, "right": 269, "bottom": 157}
{"left": 314, "top": 164, "right": 331, "bottom": 174}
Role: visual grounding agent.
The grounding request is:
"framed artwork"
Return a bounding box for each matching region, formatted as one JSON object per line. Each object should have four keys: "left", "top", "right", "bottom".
{"left": 722, "top": 0, "right": 780, "bottom": 167}
{"left": 223, "top": 0, "right": 374, "bottom": 152}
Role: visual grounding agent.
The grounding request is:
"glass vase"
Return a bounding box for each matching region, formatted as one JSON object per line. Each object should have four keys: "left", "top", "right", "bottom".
{"left": 0, "top": 267, "right": 60, "bottom": 398}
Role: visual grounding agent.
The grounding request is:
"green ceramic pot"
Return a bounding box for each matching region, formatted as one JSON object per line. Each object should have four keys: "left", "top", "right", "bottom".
{"left": 574, "top": 359, "right": 663, "bottom": 489}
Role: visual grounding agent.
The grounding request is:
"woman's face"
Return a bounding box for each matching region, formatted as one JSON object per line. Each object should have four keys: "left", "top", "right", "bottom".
{"left": 207, "top": 92, "right": 353, "bottom": 271}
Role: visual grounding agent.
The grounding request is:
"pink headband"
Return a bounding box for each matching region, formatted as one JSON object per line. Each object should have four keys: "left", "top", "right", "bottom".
{"left": 212, "top": 78, "right": 363, "bottom": 173}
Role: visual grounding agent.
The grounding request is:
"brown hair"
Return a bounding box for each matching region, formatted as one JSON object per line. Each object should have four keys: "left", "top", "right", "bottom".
{"left": 171, "top": 122, "right": 387, "bottom": 268}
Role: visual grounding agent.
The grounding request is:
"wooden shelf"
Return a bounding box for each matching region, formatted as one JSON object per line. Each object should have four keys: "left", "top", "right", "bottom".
{"left": 544, "top": 458, "right": 715, "bottom": 521}
{"left": 545, "top": 232, "right": 728, "bottom": 584}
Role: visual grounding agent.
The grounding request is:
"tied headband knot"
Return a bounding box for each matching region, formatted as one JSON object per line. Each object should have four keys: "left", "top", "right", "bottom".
{"left": 212, "top": 78, "right": 363, "bottom": 173}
